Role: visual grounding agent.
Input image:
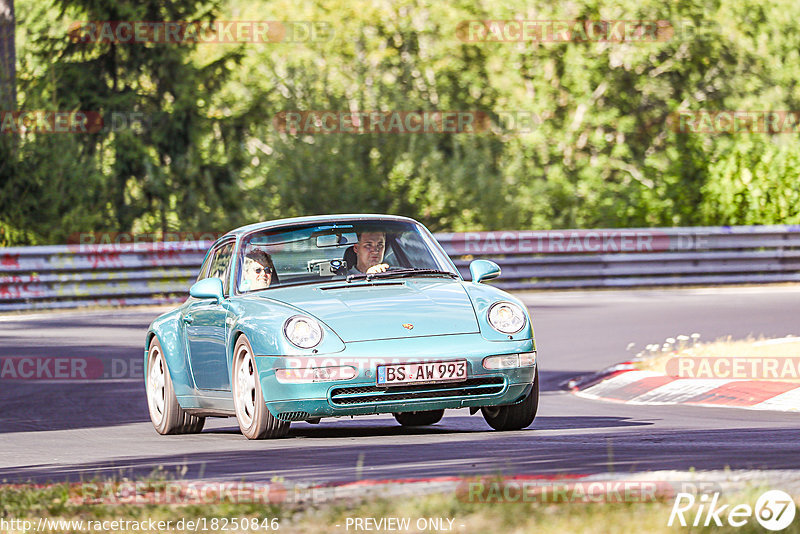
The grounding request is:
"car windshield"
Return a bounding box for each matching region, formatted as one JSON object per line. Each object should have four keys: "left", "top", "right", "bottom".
{"left": 236, "top": 219, "right": 459, "bottom": 292}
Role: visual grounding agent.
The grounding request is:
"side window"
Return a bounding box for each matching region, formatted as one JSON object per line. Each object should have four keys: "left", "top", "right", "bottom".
{"left": 394, "top": 231, "right": 438, "bottom": 269}
{"left": 196, "top": 250, "right": 214, "bottom": 282}
{"left": 207, "top": 242, "right": 234, "bottom": 295}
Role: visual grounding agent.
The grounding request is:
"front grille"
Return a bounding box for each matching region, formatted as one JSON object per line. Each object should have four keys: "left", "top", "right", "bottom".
{"left": 330, "top": 377, "right": 505, "bottom": 406}
{"left": 277, "top": 411, "right": 310, "bottom": 421}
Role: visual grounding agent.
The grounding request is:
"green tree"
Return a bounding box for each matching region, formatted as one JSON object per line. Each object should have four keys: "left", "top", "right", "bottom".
{"left": 4, "top": 0, "right": 800, "bottom": 246}
{"left": 2, "top": 0, "right": 248, "bottom": 243}
{"left": 0, "top": 0, "right": 14, "bottom": 110}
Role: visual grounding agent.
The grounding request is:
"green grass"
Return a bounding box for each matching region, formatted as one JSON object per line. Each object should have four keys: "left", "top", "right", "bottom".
{"left": 2, "top": 477, "right": 799, "bottom": 533}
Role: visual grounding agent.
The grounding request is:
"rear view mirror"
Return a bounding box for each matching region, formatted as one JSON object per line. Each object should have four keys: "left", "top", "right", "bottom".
{"left": 316, "top": 233, "right": 357, "bottom": 248}
{"left": 189, "top": 277, "right": 224, "bottom": 303}
{"left": 469, "top": 260, "right": 501, "bottom": 284}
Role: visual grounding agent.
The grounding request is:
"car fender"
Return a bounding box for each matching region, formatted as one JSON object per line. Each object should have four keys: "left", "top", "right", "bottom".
{"left": 145, "top": 308, "right": 194, "bottom": 397}
{"left": 460, "top": 281, "right": 534, "bottom": 343}
{"left": 225, "top": 297, "right": 347, "bottom": 382}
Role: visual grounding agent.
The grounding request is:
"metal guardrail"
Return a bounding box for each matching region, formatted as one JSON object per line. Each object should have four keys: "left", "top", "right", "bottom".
{"left": 1, "top": 226, "right": 799, "bottom": 311}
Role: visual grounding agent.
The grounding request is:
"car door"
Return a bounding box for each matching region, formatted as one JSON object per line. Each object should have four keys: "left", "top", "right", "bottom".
{"left": 185, "top": 241, "right": 234, "bottom": 391}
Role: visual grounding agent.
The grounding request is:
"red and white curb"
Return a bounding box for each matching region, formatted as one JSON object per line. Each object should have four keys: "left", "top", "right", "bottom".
{"left": 566, "top": 362, "right": 800, "bottom": 412}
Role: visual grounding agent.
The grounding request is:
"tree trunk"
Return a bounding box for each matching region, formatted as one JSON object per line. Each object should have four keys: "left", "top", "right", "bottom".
{"left": 0, "top": 0, "right": 16, "bottom": 111}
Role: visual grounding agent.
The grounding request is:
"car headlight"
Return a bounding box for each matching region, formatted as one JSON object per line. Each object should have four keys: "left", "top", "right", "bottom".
{"left": 487, "top": 301, "right": 526, "bottom": 334}
{"left": 283, "top": 315, "right": 323, "bottom": 349}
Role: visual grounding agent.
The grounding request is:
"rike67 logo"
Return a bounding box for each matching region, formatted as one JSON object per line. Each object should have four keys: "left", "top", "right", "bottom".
{"left": 669, "top": 490, "right": 796, "bottom": 530}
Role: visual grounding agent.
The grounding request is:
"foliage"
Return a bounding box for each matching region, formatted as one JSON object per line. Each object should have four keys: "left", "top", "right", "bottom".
{"left": 1, "top": 0, "right": 800, "bottom": 244}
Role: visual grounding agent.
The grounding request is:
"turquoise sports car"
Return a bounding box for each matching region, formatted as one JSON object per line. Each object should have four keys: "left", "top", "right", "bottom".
{"left": 145, "top": 215, "right": 538, "bottom": 439}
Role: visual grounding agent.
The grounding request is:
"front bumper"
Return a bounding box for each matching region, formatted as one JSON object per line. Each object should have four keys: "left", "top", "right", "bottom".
{"left": 255, "top": 333, "right": 536, "bottom": 421}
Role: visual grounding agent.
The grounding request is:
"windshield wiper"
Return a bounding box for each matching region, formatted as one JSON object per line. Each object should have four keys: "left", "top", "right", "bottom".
{"left": 365, "top": 268, "right": 459, "bottom": 281}
{"left": 345, "top": 268, "right": 459, "bottom": 283}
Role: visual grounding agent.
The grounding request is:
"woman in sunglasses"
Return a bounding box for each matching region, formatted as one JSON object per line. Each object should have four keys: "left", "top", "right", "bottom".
{"left": 242, "top": 248, "right": 276, "bottom": 291}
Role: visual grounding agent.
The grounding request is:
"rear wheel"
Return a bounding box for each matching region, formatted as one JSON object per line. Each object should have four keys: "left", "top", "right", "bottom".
{"left": 481, "top": 367, "right": 539, "bottom": 431}
{"left": 232, "top": 335, "right": 289, "bottom": 439}
{"left": 146, "top": 337, "right": 205, "bottom": 435}
{"left": 393, "top": 409, "right": 445, "bottom": 427}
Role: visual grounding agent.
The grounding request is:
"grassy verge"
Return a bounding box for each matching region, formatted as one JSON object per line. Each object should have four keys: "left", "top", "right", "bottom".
{"left": 1, "top": 479, "right": 799, "bottom": 533}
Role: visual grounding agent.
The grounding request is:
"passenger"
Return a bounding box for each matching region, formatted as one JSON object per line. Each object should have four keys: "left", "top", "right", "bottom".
{"left": 242, "top": 249, "right": 275, "bottom": 291}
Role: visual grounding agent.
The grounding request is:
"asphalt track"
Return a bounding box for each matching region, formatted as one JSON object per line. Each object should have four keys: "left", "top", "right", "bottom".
{"left": 1, "top": 286, "right": 799, "bottom": 484}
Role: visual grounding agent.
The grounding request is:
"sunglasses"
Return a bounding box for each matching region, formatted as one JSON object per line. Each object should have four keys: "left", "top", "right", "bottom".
{"left": 252, "top": 267, "right": 272, "bottom": 275}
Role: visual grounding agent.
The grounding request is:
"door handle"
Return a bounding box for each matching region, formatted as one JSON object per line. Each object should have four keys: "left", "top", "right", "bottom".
{"left": 183, "top": 314, "right": 194, "bottom": 324}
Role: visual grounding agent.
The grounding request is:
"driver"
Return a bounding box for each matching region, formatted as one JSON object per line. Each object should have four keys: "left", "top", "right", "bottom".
{"left": 242, "top": 249, "right": 275, "bottom": 291}
{"left": 349, "top": 231, "right": 389, "bottom": 275}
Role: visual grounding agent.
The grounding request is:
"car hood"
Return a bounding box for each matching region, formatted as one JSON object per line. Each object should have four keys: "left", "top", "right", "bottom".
{"left": 262, "top": 279, "right": 479, "bottom": 342}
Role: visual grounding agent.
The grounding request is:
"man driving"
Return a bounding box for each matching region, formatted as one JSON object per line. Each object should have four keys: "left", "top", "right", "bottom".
{"left": 242, "top": 249, "right": 274, "bottom": 291}
{"left": 348, "top": 231, "right": 390, "bottom": 275}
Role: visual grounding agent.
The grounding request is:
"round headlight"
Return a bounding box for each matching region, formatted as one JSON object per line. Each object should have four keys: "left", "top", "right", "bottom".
{"left": 283, "top": 316, "right": 323, "bottom": 349}
{"left": 487, "top": 301, "right": 526, "bottom": 334}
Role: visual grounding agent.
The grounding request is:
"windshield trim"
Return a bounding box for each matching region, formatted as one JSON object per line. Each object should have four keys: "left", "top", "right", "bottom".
{"left": 232, "top": 217, "right": 459, "bottom": 296}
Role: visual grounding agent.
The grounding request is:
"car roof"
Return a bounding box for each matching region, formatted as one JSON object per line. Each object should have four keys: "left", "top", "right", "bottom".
{"left": 218, "top": 214, "right": 421, "bottom": 241}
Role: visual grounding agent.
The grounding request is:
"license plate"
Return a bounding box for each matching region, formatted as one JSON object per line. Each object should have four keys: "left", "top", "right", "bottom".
{"left": 377, "top": 360, "right": 468, "bottom": 386}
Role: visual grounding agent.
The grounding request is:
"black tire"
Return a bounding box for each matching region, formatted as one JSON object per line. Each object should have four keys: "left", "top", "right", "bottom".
{"left": 146, "top": 337, "right": 205, "bottom": 435}
{"left": 481, "top": 367, "right": 539, "bottom": 431}
{"left": 393, "top": 409, "right": 445, "bottom": 427}
{"left": 232, "top": 335, "right": 289, "bottom": 439}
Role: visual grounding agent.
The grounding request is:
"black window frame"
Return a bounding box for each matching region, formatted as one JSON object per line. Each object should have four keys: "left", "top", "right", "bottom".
{"left": 202, "top": 239, "right": 236, "bottom": 297}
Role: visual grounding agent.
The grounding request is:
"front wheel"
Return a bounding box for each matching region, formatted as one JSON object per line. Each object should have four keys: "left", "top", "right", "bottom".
{"left": 481, "top": 367, "right": 539, "bottom": 431}
{"left": 232, "top": 336, "right": 289, "bottom": 439}
{"left": 394, "top": 410, "right": 444, "bottom": 427}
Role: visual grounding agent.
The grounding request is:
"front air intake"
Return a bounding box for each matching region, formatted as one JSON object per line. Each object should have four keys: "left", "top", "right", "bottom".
{"left": 277, "top": 411, "right": 310, "bottom": 421}
{"left": 330, "top": 376, "right": 506, "bottom": 406}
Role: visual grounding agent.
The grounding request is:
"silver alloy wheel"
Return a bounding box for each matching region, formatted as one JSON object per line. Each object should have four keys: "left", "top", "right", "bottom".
{"left": 145, "top": 337, "right": 205, "bottom": 435}
{"left": 232, "top": 335, "right": 289, "bottom": 440}
{"left": 235, "top": 345, "right": 258, "bottom": 428}
{"left": 147, "top": 345, "right": 167, "bottom": 425}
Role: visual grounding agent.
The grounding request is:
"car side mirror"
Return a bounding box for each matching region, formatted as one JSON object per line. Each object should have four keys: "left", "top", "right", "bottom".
{"left": 189, "top": 277, "right": 224, "bottom": 303}
{"left": 469, "top": 260, "right": 501, "bottom": 284}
